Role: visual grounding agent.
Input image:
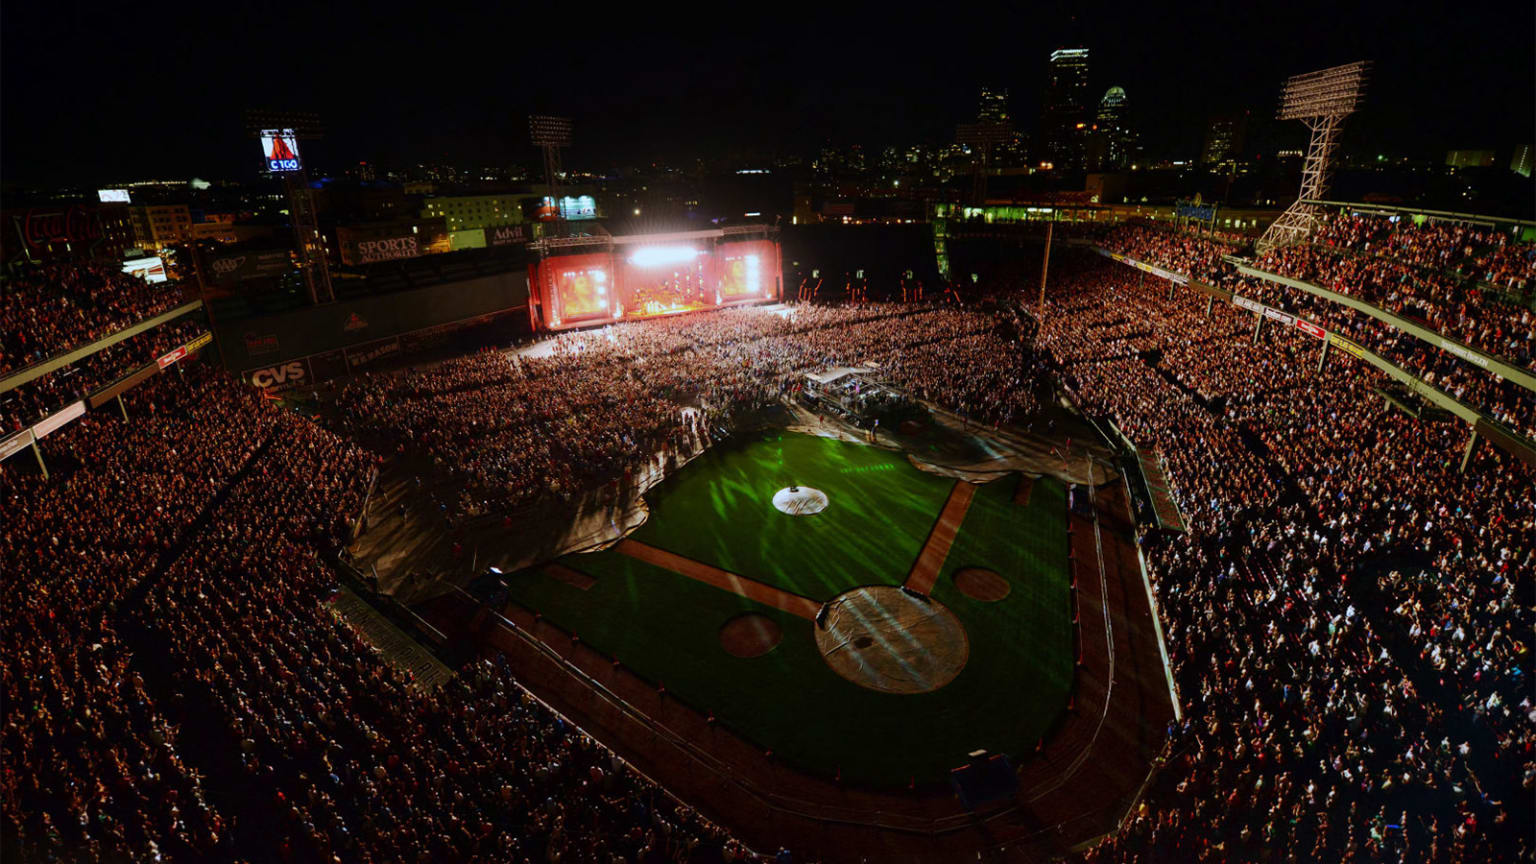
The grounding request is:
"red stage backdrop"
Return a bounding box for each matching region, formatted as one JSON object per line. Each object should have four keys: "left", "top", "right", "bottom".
{"left": 530, "top": 230, "right": 780, "bottom": 331}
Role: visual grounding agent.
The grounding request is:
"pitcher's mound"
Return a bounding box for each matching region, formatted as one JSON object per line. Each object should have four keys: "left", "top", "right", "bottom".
{"left": 814, "top": 586, "right": 968, "bottom": 694}
{"left": 773, "top": 486, "right": 828, "bottom": 515}
{"left": 953, "top": 568, "right": 1011, "bottom": 602}
{"left": 720, "top": 614, "right": 782, "bottom": 658}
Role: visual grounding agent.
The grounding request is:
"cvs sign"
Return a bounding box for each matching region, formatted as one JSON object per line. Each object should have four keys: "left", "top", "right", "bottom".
{"left": 246, "top": 360, "right": 310, "bottom": 390}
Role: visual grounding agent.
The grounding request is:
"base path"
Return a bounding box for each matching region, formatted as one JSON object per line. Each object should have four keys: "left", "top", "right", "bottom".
{"left": 903, "top": 481, "right": 976, "bottom": 595}
{"left": 616, "top": 539, "right": 821, "bottom": 620}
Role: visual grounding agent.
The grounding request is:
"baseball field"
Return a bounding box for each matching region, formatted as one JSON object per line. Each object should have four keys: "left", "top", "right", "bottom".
{"left": 502, "top": 430, "right": 1073, "bottom": 787}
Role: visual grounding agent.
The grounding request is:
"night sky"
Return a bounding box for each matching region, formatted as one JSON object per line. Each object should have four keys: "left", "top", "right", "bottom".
{"left": 3, "top": 0, "right": 1531, "bottom": 185}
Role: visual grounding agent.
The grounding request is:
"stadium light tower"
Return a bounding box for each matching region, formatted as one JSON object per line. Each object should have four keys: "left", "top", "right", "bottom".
{"left": 530, "top": 115, "right": 573, "bottom": 224}
{"left": 1254, "top": 61, "right": 1370, "bottom": 256}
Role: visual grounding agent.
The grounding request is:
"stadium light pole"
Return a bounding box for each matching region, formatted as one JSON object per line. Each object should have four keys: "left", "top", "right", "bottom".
{"left": 530, "top": 115, "right": 573, "bottom": 228}
{"left": 1254, "top": 62, "right": 1370, "bottom": 256}
{"left": 1039, "top": 218, "right": 1053, "bottom": 308}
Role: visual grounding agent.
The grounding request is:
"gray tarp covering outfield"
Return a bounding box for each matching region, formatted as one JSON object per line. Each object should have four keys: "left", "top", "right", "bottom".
{"left": 215, "top": 269, "right": 527, "bottom": 372}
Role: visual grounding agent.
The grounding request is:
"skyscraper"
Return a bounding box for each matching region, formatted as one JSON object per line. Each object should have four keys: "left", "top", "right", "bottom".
{"left": 1041, "top": 48, "right": 1091, "bottom": 170}
{"left": 1089, "top": 86, "right": 1134, "bottom": 171}
{"left": 1201, "top": 112, "right": 1249, "bottom": 166}
{"left": 977, "top": 87, "right": 1010, "bottom": 124}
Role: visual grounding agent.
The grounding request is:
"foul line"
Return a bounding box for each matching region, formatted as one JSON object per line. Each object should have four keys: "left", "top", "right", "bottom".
{"left": 903, "top": 481, "right": 977, "bottom": 595}
{"left": 616, "top": 540, "right": 820, "bottom": 620}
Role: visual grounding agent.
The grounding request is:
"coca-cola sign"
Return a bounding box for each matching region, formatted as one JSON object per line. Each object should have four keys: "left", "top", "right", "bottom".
{"left": 18, "top": 206, "right": 104, "bottom": 249}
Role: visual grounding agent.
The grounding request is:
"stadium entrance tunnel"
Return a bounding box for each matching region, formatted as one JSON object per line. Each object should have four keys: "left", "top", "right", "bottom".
{"left": 813, "top": 586, "right": 968, "bottom": 694}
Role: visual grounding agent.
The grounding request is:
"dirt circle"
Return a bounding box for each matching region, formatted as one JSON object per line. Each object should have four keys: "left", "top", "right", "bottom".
{"left": 953, "top": 568, "right": 1011, "bottom": 602}
{"left": 772, "top": 486, "right": 829, "bottom": 515}
{"left": 813, "top": 586, "right": 969, "bottom": 694}
{"left": 719, "top": 614, "right": 783, "bottom": 658}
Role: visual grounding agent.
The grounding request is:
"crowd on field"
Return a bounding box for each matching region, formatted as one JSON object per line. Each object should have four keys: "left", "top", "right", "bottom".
{"left": 335, "top": 304, "right": 1041, "bottom": 516}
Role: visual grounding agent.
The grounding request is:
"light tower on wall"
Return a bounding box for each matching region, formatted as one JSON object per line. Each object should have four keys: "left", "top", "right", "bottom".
{"left": 1254, "top": 61, "right": 1370, "bottom": 256}
{"left": 246, "top": 109, "right": 333, "bottom": 304}
{"left": 529, "top": 115, "right": 573, "bottom": 225}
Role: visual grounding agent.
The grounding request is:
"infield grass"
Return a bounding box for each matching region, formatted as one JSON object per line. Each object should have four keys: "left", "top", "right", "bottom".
{"left": 503, "top": 431, "right": 1072, "bottom": 787}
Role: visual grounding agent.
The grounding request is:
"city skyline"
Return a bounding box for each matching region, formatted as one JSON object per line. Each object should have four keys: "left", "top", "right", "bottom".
{"left": 2, "top": 1, "right": 1532, "bottom": 186}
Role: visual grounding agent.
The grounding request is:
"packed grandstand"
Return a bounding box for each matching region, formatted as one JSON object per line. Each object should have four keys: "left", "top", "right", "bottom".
{"left": 2, "top": 210, "right": 1533, "bottom": 863}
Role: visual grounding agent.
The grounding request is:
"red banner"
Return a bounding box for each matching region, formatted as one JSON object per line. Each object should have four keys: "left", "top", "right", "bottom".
{"left": 1295, "top": 319, "right": 1326, "bottom": 339}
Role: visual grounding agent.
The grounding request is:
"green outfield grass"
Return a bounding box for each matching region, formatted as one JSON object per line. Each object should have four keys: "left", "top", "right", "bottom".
{"left": 503, "top": 431, "right": 1073, "bottom": 787}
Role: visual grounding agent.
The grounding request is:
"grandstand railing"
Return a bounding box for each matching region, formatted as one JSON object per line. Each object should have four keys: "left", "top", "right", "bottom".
{"left": 1237, "top": 263, "right": 1536, "bottom": 392}
{"left": 1, "top": 300, "right": 204, "bottom": 393}
{"left": 1088, "top": 248, "right": 1536, "bottom": 467}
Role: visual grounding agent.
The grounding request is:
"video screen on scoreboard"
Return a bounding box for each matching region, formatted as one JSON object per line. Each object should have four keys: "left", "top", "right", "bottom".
{"left": 555, "top": 266, "right": 610, "bottom": 319}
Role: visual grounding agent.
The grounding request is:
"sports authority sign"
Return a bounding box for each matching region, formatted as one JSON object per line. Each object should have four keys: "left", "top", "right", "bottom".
{"left": 337, "top": 228, "right": 423, "bottom": 267}
{"left": 260, "top": 129, "right": 303, "bottom": 173}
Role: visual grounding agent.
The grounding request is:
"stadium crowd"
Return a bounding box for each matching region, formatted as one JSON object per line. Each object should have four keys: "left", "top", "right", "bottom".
{"left": 1, "top": 315, "right": 208, "bottom": 432}
{"left": 4, "top": 237, "right": 1532, "bottom": 863}
{"left": 1, "top": 262, "right": 187, "bottom": 374}
{"left": 2, "top": 362, "right": 770, "bottom": 863}
{"left": 1029, "top": 252, "right": 1532, "bottom": 863}
{"left": 335, "top": 304, "right": 1040, "bottom": 516}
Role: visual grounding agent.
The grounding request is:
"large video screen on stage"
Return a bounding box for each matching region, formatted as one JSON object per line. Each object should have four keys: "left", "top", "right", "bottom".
{"left": 548, "top": 254, "right": 613, "bottom": 322}
{"left": 618, "top": 244, "right": 711, "bottom": 317}
{"left": 717, "top": 240, "right": 776, "bottom": 300}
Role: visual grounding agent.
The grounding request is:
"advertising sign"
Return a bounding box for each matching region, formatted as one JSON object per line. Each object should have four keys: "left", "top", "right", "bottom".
{"left": 33, "top": 401, "right": 86, "bottom": 439}
{"left": 122, "top": 256, "right": 168, "bottom": 283}
{"left": 246, "top": 359, "right": 312, "bottom": 391}
{"left": 1262, "top": 307, "right": 1295, "bottom": 326}
{"left": 1295, "top": 319, "right": 1326, "bottom": 339}
{"left": 1233, "top": 296, "right": 1265, "bottom": 314}
{"left": 0, "top": 429, "right": 35, "bottom": 462}
{"left": 1334, "top": 337, "right": 1368, "bottom": 359}
{"left": 209, "top": 249, "right": 292, "bottom": 282}
{"left": 345, "top": 337, "right": 401, "bottom": 372}
{"left": 486, "top": 224, "right": 531, "bottom": 246}
{"left": 260, "top": 129, "right": 303, "bottom": 173}
{"left": 559, "top": 195, "right": 597, "bottom": 220}
{"left": 97, "top": 189, "right": 131, "bottom": 203}
{"left": 157, "top": 346, "right": 188, "bottom": 369}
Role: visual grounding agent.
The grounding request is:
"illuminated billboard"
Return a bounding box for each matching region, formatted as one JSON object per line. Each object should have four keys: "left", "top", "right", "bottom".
{"left": 559, "top": 195, "right": 597, "bottom": 220}
{"left": 97, "top": 189, "right": 130, "bottom": 203}
{"left": 260, "top": 129, "right": 303, "bottom": 173}
{"left": 122, "top": 256, "right": 167, "bottom": 283}
{"left": 529, "top": 195, "right": 598, "bottom": 221}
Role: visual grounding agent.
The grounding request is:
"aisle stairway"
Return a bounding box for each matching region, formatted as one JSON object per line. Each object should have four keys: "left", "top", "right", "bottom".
{"left": 329, "top": 586, "right": 457, "bottom": 691}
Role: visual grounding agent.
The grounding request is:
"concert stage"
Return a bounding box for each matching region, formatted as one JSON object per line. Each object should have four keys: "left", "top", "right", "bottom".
{"left": 527, "top": 225, "right": 782, "bottom": 331}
